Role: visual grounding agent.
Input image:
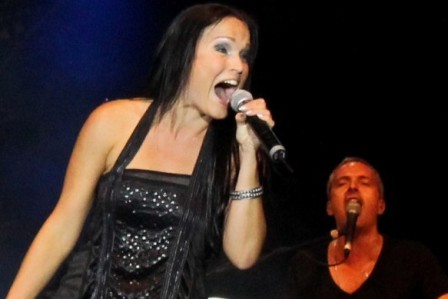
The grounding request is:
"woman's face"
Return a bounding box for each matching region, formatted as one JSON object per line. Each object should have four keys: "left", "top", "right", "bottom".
{"left": 184, "top": 16, "right": 251, "bottom": 120}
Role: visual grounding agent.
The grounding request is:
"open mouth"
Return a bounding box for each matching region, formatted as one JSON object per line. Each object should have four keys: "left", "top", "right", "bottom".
{"left": 215, "top": 79, "right": 238, "bottom": 106}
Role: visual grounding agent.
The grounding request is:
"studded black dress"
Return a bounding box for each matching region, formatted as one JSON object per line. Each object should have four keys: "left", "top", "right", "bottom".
{"left": 40, "top": 102, "right": 212, "bottom": 299}
{"left": 97, "top": 169, "right": 190, "bottom": 298}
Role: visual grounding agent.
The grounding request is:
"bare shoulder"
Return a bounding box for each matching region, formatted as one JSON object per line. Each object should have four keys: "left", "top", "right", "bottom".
{"left": 73, "top": 98, "right": 152, "bottom": 172}
{"left": 89, "top": 97, "right": 151, "bottom": 122}
{"left": 85, "top": 98, "right": 149, "bottom": 128}
{"left": 78, "top": 97, "right": 152, "bottom": 146}
{"left": 53, "top": 99, "right": 152, "bottom": 212}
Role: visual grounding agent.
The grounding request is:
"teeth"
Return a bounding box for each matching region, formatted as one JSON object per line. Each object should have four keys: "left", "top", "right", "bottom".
{"left": 222, "top": 79, "right": 238, "bottom": 86}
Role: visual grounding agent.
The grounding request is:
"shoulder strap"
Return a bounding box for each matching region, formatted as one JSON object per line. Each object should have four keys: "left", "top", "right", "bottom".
{"left": 110, "top": 101, "right": 157, "bottom": 175}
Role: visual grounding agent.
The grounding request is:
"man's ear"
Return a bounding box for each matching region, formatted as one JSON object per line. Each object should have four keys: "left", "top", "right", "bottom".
{"left": 378, "top": 198, "right": 386, "bottom": 215}
{"left": 326, "top": 200, "right": 334, "bottom": 216}
{"left": 377, "top": 198, "right": 386, "bottom": 215}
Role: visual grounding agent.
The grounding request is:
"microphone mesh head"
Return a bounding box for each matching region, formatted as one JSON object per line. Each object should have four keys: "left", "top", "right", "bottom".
{"left": 230, "top": 89, "right": 253, "bottom": 112}
{"left": 346, "top": 199, "right": 361, "bottom": 214}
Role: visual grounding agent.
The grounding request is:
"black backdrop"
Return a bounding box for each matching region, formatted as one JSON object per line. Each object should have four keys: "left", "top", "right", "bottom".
{"left": 1, "top": 0, "right": 447, "bottom": 297}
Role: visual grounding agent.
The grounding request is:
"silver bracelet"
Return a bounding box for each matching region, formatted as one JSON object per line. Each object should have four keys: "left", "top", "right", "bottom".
{"left": 230, "top": 186, "right": 264, "bottom": 200}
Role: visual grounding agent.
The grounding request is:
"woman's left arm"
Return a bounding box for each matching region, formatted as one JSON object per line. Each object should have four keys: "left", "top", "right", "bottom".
{"left": 222, "top": 97, "right": 273, "bottom": 269}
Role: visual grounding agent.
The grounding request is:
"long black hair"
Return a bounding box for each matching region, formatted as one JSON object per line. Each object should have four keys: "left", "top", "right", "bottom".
{"left": 143, "top": 2, "right": 265, "bottom": 252}
{"left": 142, "top": 4, "right": 268, "bottom": 295}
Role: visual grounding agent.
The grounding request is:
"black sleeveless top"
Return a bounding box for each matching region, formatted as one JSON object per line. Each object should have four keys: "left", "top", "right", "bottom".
{"left": 100, "top": 169, "right": 190, "bottom": 297}
{"left": 40, "top": 102, "right": 212, "bottom": 299}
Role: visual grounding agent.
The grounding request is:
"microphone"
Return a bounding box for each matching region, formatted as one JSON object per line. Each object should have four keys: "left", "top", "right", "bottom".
{"left": 343, "top": 199, "right": 362, "bottom": 258}
{"left": 230, "top": 89, "right": 292, "bottom": 171}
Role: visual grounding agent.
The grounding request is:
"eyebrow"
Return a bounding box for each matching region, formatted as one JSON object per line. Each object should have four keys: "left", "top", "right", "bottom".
{"left": 214, "top": 36, "right": 236, "bottom": 41}
{"left": 335, "top": 175, "right": 373, "bottom": 181}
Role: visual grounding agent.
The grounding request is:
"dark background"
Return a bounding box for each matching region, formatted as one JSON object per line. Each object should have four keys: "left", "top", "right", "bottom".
{"left": 1, "top": 0, "right": 447, "bottom": 297}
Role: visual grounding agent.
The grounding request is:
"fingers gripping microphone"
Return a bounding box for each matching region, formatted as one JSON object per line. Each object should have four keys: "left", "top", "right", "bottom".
{"left": 344, "top": 199, "right": 362, "bottom": 258}
{"left": 231, "top": 89, "right": 292, "bottom": 171}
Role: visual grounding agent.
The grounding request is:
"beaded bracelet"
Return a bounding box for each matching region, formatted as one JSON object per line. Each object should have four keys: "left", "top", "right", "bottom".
{"left": 229, "top": 186, "right": 264, "bottom": 200}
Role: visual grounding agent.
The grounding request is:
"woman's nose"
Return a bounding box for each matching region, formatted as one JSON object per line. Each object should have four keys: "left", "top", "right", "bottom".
{"left": 229, "top": 56, "right": 245, "bottom": 74}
